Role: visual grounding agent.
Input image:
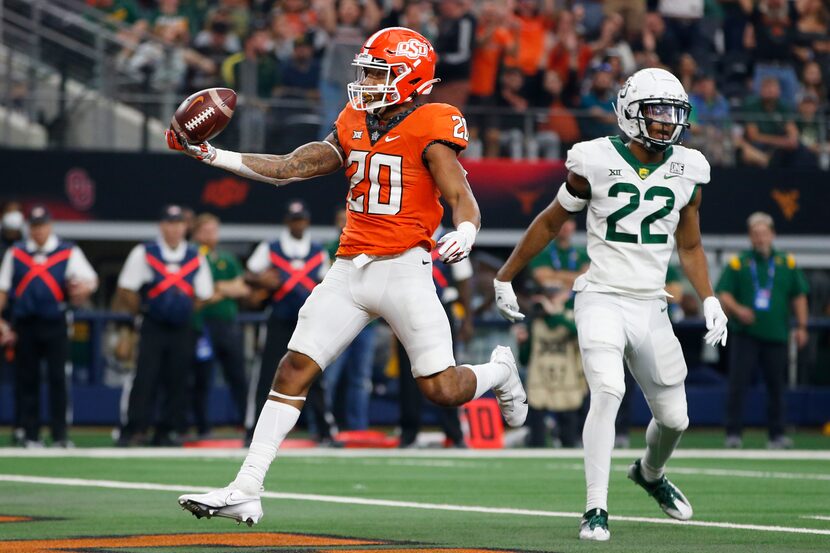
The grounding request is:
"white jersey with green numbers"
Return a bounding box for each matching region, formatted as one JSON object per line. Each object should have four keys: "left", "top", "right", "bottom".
{"left": 566, "top": 136, "right": 710, "bottom": 299}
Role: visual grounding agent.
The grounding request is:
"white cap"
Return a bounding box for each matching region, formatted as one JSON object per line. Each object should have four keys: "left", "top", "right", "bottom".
{"left": 1, "top": 210, "right": 23, "bottom": 231}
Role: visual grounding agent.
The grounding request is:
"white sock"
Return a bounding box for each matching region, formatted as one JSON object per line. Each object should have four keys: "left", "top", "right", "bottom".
{"left": 641, "top": 418, "right": 683, "bottom": 483}
{"left": 583, "top": 391, "right": 622, "bottom": 512}
{"left": 232, "top": 400, "right": 301, "bottom": 495}
{"left": 465, "top": 361, "right": 509, "bottom": 400}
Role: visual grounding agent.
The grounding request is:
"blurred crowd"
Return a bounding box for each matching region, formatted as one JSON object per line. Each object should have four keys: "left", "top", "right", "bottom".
{"left": 89, "top": 0, "right": 830, "bottom": 165}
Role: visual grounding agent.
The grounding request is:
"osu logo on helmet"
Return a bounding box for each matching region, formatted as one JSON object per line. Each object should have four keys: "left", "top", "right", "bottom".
{"left": 395, "top": 38, "right": 429, "bottom": 60}
{"left": 347, "top": 27, "right": 439, "bottom": 112}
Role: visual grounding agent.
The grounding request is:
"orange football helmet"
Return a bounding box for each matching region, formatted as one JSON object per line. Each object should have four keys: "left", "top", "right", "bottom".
{"left": 347, "top": 27, "right": 439, "bottom": 112}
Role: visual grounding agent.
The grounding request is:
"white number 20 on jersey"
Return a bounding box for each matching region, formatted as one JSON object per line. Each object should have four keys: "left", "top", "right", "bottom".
{"left": 451, "top": 115, "right": 469, "bottom": 141}
{"left": 346, "top": 150, "right": 403, "bottom": 215}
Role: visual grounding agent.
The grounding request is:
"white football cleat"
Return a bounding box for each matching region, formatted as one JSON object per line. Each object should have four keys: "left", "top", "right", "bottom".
{"left": 579, "top": 508, "right": 610, "bottom": 541}
{"left": 178, "top": 486, "right": 263, "bottom": 527}
{"left": 489, "top": 345, "right": 528, "bottom": 427}
{"left": 628, "top": 459, "right": 693, "bottom": 521}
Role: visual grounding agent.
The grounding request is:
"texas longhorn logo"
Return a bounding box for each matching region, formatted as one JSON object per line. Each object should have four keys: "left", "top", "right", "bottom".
{"left": 395, "top": 39, "right": 429, "bottom": 60}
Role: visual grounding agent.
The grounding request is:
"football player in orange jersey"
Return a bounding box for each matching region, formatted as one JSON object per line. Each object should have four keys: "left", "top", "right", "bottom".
{"left": 168, "top": 27, "right": 527, "bottom": 526}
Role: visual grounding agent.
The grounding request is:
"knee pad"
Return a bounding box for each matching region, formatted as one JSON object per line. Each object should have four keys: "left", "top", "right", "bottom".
{"left": 656, "top": 409, "right": 689, "bottom": 433}
{"left": 582, "top": 348, "right": 626, "bottom": 399}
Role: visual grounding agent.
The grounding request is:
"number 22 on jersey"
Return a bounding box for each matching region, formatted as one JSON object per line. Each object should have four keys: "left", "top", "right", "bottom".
{"left": 346, "top": 150, "right": 403, "bottom": 215}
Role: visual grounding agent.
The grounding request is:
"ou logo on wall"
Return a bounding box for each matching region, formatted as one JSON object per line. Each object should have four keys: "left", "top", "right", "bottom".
{"left": 395, "top": 39, "right": 429, "bottom": 60}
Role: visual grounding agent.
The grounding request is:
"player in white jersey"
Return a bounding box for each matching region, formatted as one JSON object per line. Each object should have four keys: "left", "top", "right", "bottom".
{"left": 492, "top": 68, "right": 729, "bottom": 541}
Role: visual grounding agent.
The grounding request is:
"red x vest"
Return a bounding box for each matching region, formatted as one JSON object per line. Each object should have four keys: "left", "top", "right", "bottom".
{"left": 10, "top": 241, "right": 72, "bottom": 319}
{"left": 267, "top": 240, "right": 325, "bottom": 320}
{"left": 143, "top": 242, "right": 201, "bottom": 325}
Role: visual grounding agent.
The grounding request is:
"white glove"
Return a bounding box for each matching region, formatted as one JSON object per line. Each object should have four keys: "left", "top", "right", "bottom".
{"left": 494, "top": 279, "right": 525, "bottom": 322}
{"left": 703, "top": 296, "right": 728, "bottom": 347}
{"left": 436, "top": 221, "right": 477, "bottom": 264}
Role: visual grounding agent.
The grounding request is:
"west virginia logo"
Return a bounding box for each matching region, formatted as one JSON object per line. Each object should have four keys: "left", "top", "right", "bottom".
{"left": 771, "top": 189, "right": 800, "bottom": 220}
{"left": 395, "top": 39, "right": 429, "bottom": 59}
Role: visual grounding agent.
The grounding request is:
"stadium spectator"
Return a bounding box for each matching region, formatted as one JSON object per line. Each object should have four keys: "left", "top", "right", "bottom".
{"left": 745, "top": 0, "right": 799, "bottom": 109}
{"left": 189, "top": 10, "right": 242, "bottom": 92}
{"left": 1, "top": 208, "right": 24, "bottom": 254}
{"left": 601, "top": 0, "right": 646, "bottom": 41}
{"left": 632, "top": 11, "right": 680, "bottom": 69}
{"left": 676, "top": 54, "right": 698, "bottom": 96}
{"left": 114, "top": 205, "right": 213, "bottom": 447}
{"left": 522, "top": 219, "right": 589, "bottom": 447}
{"left": 380, "top": 0, "right": 438, "bottom": 43}
{"left": 794, "top": 92, "right": 824, "bottom": 167}
{"left": 208, "top": 0, "right": 251, "bottom": 40}
{"left": 274, "top": 0, "right": 318, "bottom": 40}
{"left": 222, "top": 26, "right": 281, "bottom": 99}
{"left": 793, "top": 0, "right": 830, "bottom": 71}
{"left": 546, "top": 9, "right": 593, "bottom": 96}
{"left": 504, "top": 0, "right": 554, "bottom": 104}
{"left": 321, "top": 208, "right": 376, "bottom": 431}
{"left": 592, "top": 13, "right": 637, "bottom": 77}
{"left": 717, "top": 212, "right": 809, "bottom": 450}
{"left": 798, "top": 60, "right": 828, "bottom": 108}
{"left": 531, "top": 70, "right": 581, "bottom": 160}
{"left": 244, "top": 200, "right": 333, "bottom": 443}
{"left": 151, "top": 0, "right": 193, "bottom": 42}
{"left": 116, "top": 22, "right": 190, "bottom": 95}
{"left": 494, "top": 66, "right": 531, "bottom": 159}
{"left": 0, "top": 206, "right": 98, "bottom": 448}
{"left": 190, "top": 214, "right": 250, "bottom": 439}
{"left": 657, "top": 0, "right": 708, "bottom": 66}
{"left": 578, "top": 62, "right": 618, "bottom": 140}
{"left": 466, "top": 0, "right": 515, "bottom": 158}
{"left": 277, "top": 33, "right": 321, "bottom": 100}
{"left": 739, "top": 76, "right": 805, "bottom": 168}
{"left": 687, "top": 74, "right": 733, "bottom": 165}
{"left": 317, "top": 0, "right": 381, "bottom": 136}
{"left": 0, "top": 204, "right": 23, "bottom": 445}
{"left": 431, "top": 0, "right": 477, "bottom": 109}
{"left": 87, "top": 0, "right": 143, "bottom": 26}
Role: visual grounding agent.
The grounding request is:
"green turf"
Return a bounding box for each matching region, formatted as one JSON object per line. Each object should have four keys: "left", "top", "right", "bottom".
{"left": 2, "top": 426, "right": 829, "bottom": 449}
{"left": 1, "top": 451, "right": 829, "bottom": 553}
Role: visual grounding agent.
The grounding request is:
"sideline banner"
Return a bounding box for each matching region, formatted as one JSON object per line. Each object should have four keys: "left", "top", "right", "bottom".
{"left": 1, "top": 149, "right": 824, "bottom": 233}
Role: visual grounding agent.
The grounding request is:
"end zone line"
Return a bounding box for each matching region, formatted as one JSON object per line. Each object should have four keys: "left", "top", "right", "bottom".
{"left": 1, "top": 474, "right": 829, "bottom": 537}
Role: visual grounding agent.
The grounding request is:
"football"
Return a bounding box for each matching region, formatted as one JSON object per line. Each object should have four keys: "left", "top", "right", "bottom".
{"left": 170, "top": 87, "right": 237, "bottom": 143}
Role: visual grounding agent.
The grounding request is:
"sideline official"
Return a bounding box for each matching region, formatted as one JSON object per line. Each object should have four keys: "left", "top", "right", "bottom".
{"left": 114, "top": 205, "right": 213, "bottom": 446}
{"left": 717, "top": 212, "right": 809, "bottom": 449}
{"left": 0, "top": 206, "right": 98, "bottom": 447}
{"left": 245, "top": 200, "right": 330, "bottom": 441}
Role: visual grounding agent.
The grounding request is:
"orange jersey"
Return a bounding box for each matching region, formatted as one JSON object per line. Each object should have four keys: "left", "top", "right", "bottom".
{"left": 334, "top": 103, "right": 468, "bottom": 257}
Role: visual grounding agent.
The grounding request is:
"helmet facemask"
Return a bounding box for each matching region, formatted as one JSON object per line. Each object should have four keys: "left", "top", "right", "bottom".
{"left": 630, "top": 99, "right": 691, "bottom": 152}
{"left": 347, "top": 53, "right": 412, "bottom": 113}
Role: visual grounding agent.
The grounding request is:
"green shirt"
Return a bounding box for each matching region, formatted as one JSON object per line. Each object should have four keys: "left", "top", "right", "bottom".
{"left": 742, "top": 97, "right": 793, "bottom": 137}
{"left": 529, "top": 241, "right": 590, "bottom": 274}
{"left": 197, "top": 248, "right": 243, "bottom": 325}
{"left": 716, "top": 248, "right": 809, "bottom": 343}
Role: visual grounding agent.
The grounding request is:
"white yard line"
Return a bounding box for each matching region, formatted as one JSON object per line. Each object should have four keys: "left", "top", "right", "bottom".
{"left": 1, "top": 448, "right": 830, "bottom": 461}
{"left": 541, "top": 463, "right": 830, "bottom": 482}
{"left": 802, "top": 516, "right": 830, "bottom": 522}
{"left": 0, "top": 474, "right": 829, "bottom": 538}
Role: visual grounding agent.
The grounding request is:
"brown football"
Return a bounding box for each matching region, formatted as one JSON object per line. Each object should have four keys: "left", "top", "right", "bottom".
{"left": 171, "top": 87, "right": 237, "bottom": 143}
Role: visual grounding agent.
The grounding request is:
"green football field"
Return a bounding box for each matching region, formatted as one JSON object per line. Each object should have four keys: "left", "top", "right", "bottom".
{"left": 2, "top": 436, "right": 830, "bottom": 553}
